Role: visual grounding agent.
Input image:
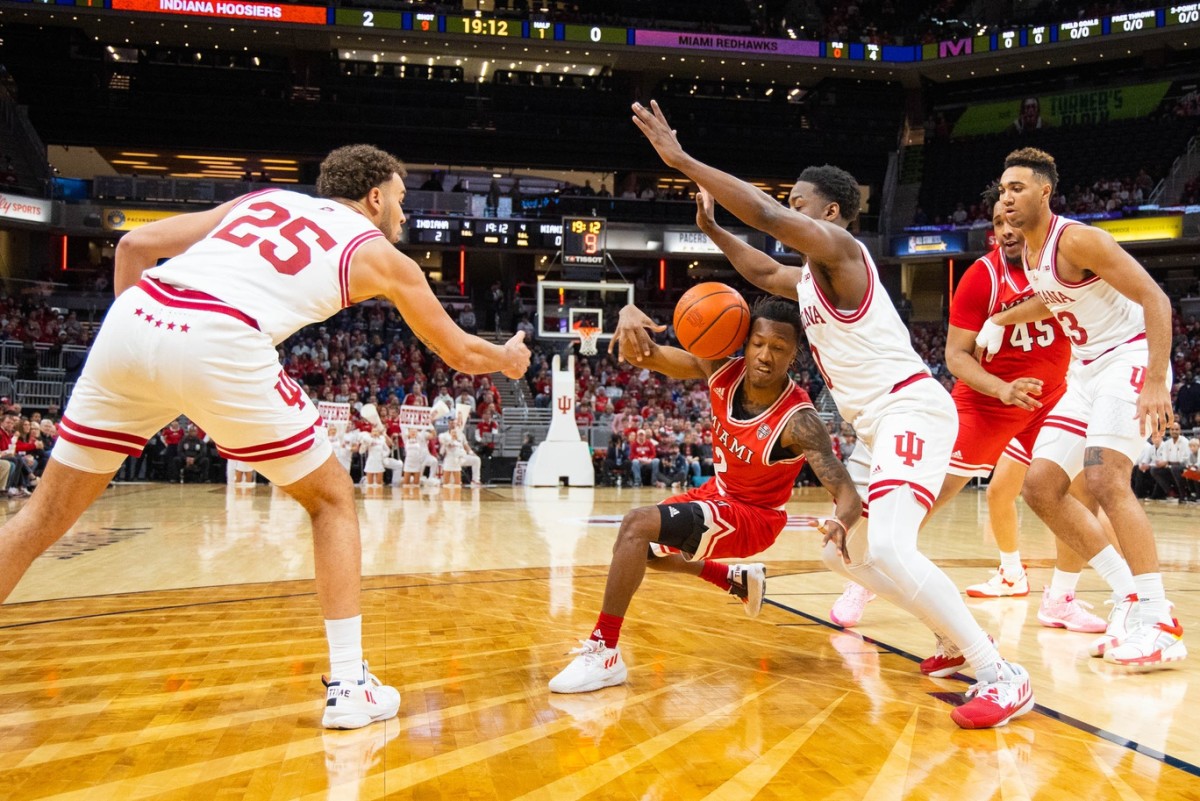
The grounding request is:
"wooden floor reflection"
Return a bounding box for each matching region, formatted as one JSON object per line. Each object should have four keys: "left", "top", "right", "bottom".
{"left": 0, "top": 483, "right": 1197, "bottom": 800}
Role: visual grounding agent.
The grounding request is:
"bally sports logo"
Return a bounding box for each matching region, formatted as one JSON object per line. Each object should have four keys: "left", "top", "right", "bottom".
{"left": 0, "top": 193, "right": 51, "bottom": 223}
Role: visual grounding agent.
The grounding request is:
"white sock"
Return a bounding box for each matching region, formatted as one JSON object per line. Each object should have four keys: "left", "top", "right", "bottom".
{"left": 1133, "top": 573, "right": 1170, "bottom": 624}
{"left": 1088, "top": 545, "right": 1136, "bottom": 601}
{"left": 999, "top": 550, "right": 1022, "bottom": 575}
{"left": 1049, "top": 569, "right": 1080, "bottom": 601}
{"left": 325, "top": 615, "right": 364, "bottom": 683}
{"left": 962, "top": 633, "right": 1002, "bottom": 679}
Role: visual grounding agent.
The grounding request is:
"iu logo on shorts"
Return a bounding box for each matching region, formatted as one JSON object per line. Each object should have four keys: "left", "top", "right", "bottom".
{"left": 1130, "top": 366, "right": 1147, "bottom": 394}
{"left": 894, "top": 431, "right": 924, "bottom": 467}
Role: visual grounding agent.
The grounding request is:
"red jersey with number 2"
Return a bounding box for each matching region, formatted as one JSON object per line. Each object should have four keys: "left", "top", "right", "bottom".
{"left": 144, "top": 188, "right": 384, "bottom": 345}
{"left": 704, "top": 358, "right": 814, "bottom": 510}
{"left": 950, "top": 247, "right": 1070, "bottom": 410}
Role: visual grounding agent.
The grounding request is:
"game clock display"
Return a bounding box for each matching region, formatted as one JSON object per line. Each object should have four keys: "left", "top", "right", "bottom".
{"left": 562, "top": 217, "right": 606, "bottom": 265}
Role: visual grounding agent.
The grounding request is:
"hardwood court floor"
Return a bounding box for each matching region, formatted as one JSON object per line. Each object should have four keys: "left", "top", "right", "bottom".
{"left": 0, "top": 483, "right": 1198, "bottom": 800}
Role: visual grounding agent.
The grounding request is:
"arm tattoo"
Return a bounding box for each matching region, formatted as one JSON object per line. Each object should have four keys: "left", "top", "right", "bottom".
{"left": 1084, "top": 447, "right": 1105, "bottom": 467}
{"left": 785, "top": 410, "right": 857, "bottom": 494}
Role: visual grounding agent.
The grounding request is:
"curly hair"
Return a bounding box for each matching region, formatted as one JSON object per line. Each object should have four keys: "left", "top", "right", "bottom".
{"left": 980, "top": 180, "right": 1001, "bottom": 214}
{"left": 316, "top": 145, "right": 407, "bottom": 201}
{"left": 749, "top": 294, "right": 803, "bottom": 345}
{"left": 1004, "top": 147, "right": 1058, "bottom": 193}
{"left": 798, "top": 165, "right": 861, "bottom": 224}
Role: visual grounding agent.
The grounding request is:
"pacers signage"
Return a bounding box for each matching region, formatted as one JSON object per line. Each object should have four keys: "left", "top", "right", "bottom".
{"left": 1092, "top": 215, "right": 1184, "bottom": 243}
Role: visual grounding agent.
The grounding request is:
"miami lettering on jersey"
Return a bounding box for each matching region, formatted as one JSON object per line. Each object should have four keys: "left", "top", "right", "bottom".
{"left": 712, "top": 417, "right": 757, "bottom": 465}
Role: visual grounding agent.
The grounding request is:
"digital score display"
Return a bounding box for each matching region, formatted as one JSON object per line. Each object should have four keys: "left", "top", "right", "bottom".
{"left": 1109, "top": 10, "right": 1159, "bottom": 33}
{"left": 1166, "top": 4, "right": 1200, "bottom": 25}
{"left": 452, "top": 16, "right": 522, "bottom": 37}
{"left": 562, "top": 217, "right": 606, "bottom": 265}
{"left": 406, "top": 217, "right": 561, "bottom": 249}
{"left": 333, "top": 8, "right": 404, "bottom": 29}
{"left": 562, "top": 23, "right": 627, "bottom": 43}
{"left": 1059, "top": 18, "right": 1101, "bottom": 41}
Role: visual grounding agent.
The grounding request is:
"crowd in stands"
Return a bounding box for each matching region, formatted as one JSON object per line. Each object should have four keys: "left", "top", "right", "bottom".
{"left": 0, "top": 295, "right": 91, "bottom": 347}
{"left": 917, "top": 169, "right": 1158, "bottom": 228}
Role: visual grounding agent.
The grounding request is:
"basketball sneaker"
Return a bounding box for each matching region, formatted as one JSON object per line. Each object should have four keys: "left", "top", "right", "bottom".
{"left": 549, "top": 638, "right": 627, "bottom": 694}
{"left": 1103, "top": 618, "right": 1187, "bottom": 669}
{"left": 728, "top": 563, "right": 766, "bottom": 618}
{"left": 951, "top": 660, "right": 1034, "bottom": 729}
{"left": 920, "top": 634, "right": 966, "bottom": 678}
{"left": 1036, "top": 588, "right": 1106, "bottom": 633}
{"left": 965, "top": 565, "right": 1029, "bottom": 598}
{"left": 830, "top": 582, "right": 875, "bottom": 628}
{"left": 1088, "top": 593, "right": 1139, "bottom": 658}
{"left": 321, "top": 662, "right": 401, "bottom": 730}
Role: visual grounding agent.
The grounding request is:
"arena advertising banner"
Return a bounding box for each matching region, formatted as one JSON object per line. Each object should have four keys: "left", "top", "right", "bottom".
{"left": 1092, "top": 215, "right": 1184, "bottom": 242}
{"left": 890, "top": 231, "right": 969, "bottom": 257}
{"left": 0, "top": 193, "right": 52, "bottom": 225}
{"left": 109, "top": 0, "right": 326, "bottom": 25}
{"left": 103, "top": 208, "right": 183, "bottom": 231}
{"left": 949, "top": 80, "right": 1173, "bottom": 137}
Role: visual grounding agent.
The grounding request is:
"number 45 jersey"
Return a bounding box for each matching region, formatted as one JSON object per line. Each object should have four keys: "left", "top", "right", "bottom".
{"left": 950, "top": 245, "right": 1070, "bottom": 411}
{"left": 145, "top": 189, "right": 385, "bottom": 345}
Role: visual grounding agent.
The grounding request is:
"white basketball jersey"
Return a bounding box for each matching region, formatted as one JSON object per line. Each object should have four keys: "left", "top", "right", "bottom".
{"left": 795, "top": 241, "right": 930, "bottom": 424}
{"left": 144, "top": 188, "right": 385, "bottom": 344}
{"left": 1023, "top": 215, "right": 1145, "bottom": 363}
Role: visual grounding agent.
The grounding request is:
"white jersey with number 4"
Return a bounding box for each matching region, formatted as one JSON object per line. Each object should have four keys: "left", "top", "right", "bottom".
{"left": 1023, "top": 215, "right": 1145, "bottom": 363}
{"left": 795, "top": 241, "right": 930, "bottom": 425}
{"left": 144, "top": 188, "right": 385, "bottom": 345}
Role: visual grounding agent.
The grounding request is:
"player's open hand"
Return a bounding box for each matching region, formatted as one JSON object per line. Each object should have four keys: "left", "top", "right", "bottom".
{"left": 818, "top": 517, "right": 851, "bottom": 564}
{"left": 609, "top": 304, "right": 666, "bottom": 363}
{"left": 694, "top": 188, "right": 717, "bottom": 233}
{"left": 501, "top": 330, "right": 531, "bottom": 379}
{"left": 631, "top": 100, "right": 685, "bottom": 168}
{"left": 998, "top": 377, "right": 1043, "bottom": 411}
{"left": 1135, "top": 380, "right": 1172, "bottom": 437}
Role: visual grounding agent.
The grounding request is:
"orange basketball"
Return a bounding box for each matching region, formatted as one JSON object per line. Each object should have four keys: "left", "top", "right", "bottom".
{"left": 673, "top": 282, "right": 751, "bottom": 360}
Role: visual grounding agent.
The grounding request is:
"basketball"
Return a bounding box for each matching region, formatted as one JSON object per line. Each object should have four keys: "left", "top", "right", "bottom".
{"left": 673, "top": 282, "right": 751, "bottom": 360}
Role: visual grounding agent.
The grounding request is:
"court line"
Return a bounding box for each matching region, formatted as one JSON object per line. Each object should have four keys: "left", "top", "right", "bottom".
{"left": 764, "top": 597, "right": 1200, "bottom": 779}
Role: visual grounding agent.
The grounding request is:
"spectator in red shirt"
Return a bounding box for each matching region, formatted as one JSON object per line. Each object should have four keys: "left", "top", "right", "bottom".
{"left": 629, "top": 429, "right": 660, "bottom": 488}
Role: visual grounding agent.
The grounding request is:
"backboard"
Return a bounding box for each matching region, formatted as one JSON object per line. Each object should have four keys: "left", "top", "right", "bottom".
{"left": 536, "top": 280, "right": 635, "bottom": 342}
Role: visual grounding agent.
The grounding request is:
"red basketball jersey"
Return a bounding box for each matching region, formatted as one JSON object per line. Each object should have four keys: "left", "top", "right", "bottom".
{"left": 706, "top": 358, "right": 814, "bottom": 509}
{"left": 950, "top": 247, "right": 1070, "bottom": 409}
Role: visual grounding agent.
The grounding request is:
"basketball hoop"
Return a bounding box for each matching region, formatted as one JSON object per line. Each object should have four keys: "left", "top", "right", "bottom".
{"left": 577, "top": 325, "right": 600, "bottom": 356}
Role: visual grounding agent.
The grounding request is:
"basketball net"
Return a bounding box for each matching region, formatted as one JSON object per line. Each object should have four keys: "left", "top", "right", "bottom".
{"left": 576, "top": 325, "right": 600, "bottom": 356}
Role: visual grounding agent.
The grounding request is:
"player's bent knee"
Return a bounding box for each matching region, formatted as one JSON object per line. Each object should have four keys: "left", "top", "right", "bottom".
{"left": 1084, "top": 463, "right": 1134, "bottom": 502}
{"left": 614, "top": 506, "right": 660, "bottom": 550}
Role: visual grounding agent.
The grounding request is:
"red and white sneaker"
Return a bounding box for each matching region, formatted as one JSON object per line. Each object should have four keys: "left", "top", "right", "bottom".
{"left": 1037, "top": 588, "right": 1106, "bottom": 633}
{"left": 1104, "top": 618, "right": 1187, "bottom": 670}
{"left": 830, "top": 582, "right": 876, "bottom": 628}
{"left": 549, "top": 638, "right": 627, "bottom": 693}
{"left": 965, "top": 565, "right": 1029, "bottom": 598}
{"left": 950, "top": 661, "right": 1034, "bottom": 729}
{"left": 1088, "top": 593, "right": 1139, "bottom": 657}
{"left": 920, "top": 634, "right": 965, "bottom": 678}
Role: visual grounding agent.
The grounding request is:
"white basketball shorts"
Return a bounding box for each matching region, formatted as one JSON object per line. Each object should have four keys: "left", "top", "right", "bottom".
{"left": 53, "top": 277, "right": 329, "bottom": 486}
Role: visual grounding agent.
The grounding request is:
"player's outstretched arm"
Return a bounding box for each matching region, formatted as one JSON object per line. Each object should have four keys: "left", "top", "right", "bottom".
{"left": 632, "top": 100, "right": 852, "bottom": 278}
{"left": 608, "top": 304, "right": 719, "bottom": 379}
{"left": 694, "top": 189, "right": 802, "bottom": 300}
{"left": 349, "top": 239, "right": 530, "bottom": 379}
{"left": 990, "top": 295, "right": 1051, "bottom": 327}
{"left": 113, "top": 198, "right": 242, "bottom": 296}
{"left": 780, "top": 408, "right": 862, "bottom": 539}
{"left": 1061, "top": 225, "right": 1174, "bottom": 434}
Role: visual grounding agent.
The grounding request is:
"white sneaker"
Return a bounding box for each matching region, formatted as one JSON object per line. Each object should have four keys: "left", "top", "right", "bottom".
{"left": 950, "top": 660, "right": 1034, "bottom": 729}
{"left": 548, "top": 638, "right": 627, "bottom": 693}
{"left": 321, "top": 662, "right": 401, "bottom": 730}
{"left": 965, "top": 565, "right": 1029, "bottom": 598}
{"left": 728, "top": 563, "right": 766, "bottom": 618}
{"left": 1104, "top": 617, "right": 1187, "bottom": 670}
{"left": 830, "top": 582, "right": 875, "bottom": 628}
{"left": 1088, "top": 593, "right": 1139, "bottom": 658}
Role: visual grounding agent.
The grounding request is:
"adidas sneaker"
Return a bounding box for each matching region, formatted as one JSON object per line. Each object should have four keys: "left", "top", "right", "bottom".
{"left": 549, "top": 638, "right": 627, "bottom": 694}
{"left": 728, "top": 563, "right": 766, "bottom": 618}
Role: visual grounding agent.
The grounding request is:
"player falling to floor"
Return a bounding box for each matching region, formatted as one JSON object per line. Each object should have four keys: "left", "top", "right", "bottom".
{"left": 0, "top": 145, "right": 531, "bottom": 729}
{"left": 633, "top": 98, "right": 1032, "bottom": 729}
{"left": 549, "top": 296, "right": 862, "bottom": 694}
{"left": 991, "top": 147, "right": 1186, "bottom": 669}
{"left": 831, "top": 182, "right": 1114, "bottom": 645}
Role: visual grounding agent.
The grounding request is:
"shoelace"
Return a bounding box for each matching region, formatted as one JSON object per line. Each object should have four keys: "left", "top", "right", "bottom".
{"left": 567, "top": 639, "right": 606, "bottom": 660}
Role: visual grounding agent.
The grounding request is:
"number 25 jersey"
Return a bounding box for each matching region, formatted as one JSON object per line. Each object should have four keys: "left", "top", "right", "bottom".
{"left": 144, "top": 188, "right": 385, "bottom": 345}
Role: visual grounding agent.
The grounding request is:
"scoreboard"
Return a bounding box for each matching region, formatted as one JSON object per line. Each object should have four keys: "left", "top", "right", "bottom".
{"left": 562, "top": 217, "right": 607, "bottom": 266}
{"left": 406, "top": 216, "right": 565, "bottom": 250}
{"left": 29, "top": 0, "right": 1200, "bottom": 65}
